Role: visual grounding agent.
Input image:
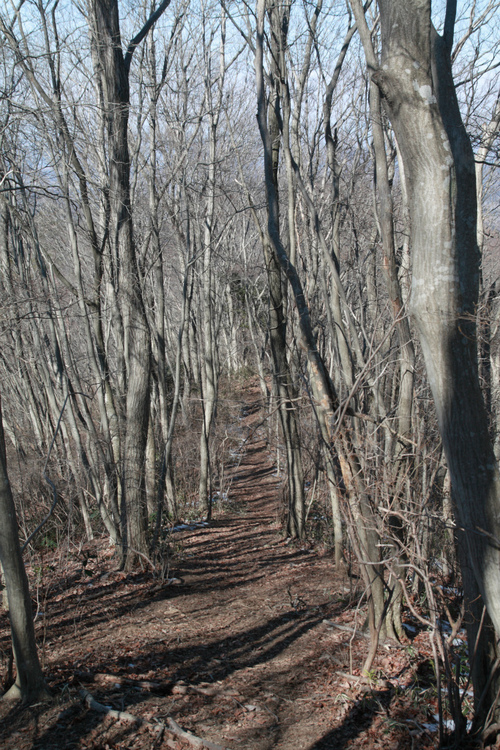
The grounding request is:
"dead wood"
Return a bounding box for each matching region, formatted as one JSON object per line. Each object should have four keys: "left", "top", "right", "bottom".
{"left": 80, "top": 689, "right": 230, "bottom": 750}
{"left": 80, "top": 689, "right": 143, "bottom": 724}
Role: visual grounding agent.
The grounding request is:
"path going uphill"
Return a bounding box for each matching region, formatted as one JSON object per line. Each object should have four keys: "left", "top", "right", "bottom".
{"left": 0, "top": 387, "right": 423, "bottom": 750}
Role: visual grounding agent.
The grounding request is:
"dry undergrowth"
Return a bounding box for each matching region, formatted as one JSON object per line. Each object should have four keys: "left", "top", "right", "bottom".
{"left": 0, "top": 394, "right": 468, "bottom": 749}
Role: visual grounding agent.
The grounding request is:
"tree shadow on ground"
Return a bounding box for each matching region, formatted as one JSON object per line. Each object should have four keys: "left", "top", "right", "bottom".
{"left": 28, "top": 529, "right": 319, "bottom": 646}
{"left": 59, "top": 607, "right": 327, "bottom": 688}
{"left": 309, "top": 688, "right": 393, "bottom": 749}
{"left": 17, "top": 608, "right": 330, "bottom": 749}
{"left": 0, "top": 699, "right": 103, "bottom": 750}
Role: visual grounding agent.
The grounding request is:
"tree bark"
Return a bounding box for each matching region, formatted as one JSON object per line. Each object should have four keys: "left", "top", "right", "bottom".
{"left": 89, "top": 0, "right": 171, "bottom": 567}
{"left": 375, "top": 0, "right": 500, "bottom": 722}
{"left": 0, "top": 397, "right": 48, "bottom": 703}
{"left": 255, "top": 0, "right": 307, "bottom": 537}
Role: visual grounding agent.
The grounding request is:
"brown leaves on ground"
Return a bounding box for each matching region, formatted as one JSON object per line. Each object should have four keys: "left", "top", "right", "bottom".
{"left": 0, "top": 393, "right": 459, "bottom": 749}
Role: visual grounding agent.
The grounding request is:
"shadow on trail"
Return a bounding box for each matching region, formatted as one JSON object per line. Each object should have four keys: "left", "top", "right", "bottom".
{"left": 50, "top": 607, "right": 327, "bottom": 689}
{"left": 32, "top": 534, "right": 317, "bottom": 645}
{"left": 138, "top": 610, "right": 325, "bottom": 684}
{"left": 27, "top": 610, "right": 329, "bottom": 750}
{"left": 0, "top": 698, "right": 104, "bottom": 750}
{"left": 308, "top": 689, "right": 393, "bottom": 749}
{"left": 34, "top": 572, "right": 270, "bottom": 646}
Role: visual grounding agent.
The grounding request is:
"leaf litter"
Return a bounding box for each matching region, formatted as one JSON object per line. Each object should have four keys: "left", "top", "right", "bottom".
{"left": 0, "top": 390, "right": 458, "bottom": 749}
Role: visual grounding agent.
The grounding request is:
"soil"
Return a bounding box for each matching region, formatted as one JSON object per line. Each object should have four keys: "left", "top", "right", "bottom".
{"left": 0, "top": 391, "right": 468, "bottom": 749}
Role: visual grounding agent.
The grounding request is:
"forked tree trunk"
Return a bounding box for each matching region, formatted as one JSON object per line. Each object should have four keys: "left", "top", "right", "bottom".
{"left": 89, "top": 0, "right": 171, "bottom": 568}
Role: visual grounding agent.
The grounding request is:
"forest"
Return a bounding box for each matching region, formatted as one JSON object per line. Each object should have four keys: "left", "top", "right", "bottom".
{"left": 0, "top": 0, "right": 500, "bottom": 747}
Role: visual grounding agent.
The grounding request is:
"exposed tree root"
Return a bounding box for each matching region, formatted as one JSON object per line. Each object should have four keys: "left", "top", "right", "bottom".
{"left": 322, "top": 620, "right": 370, "bottom": 638}
{"left": 78, "top": 673, "right": 241, "bottom": 698}
{"left": 2, "top": 682, "right": 51, "bottom": 703}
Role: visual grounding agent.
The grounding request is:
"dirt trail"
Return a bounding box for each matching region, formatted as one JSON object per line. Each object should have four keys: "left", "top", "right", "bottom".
{"left": 0, "top": 391, "right": 419, "bottom": 750}
{"left": 150, "top": 395, "right": 347, "bottom": 749}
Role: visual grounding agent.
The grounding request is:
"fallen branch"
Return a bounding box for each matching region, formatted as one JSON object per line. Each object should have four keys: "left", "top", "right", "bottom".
{"left": 80, "top": 689, "right": 142, "bottom": 724}
{"left": 80, "top": 689, "right": 230, "bottom": 750}
{"left": 79, "top": 673, "right": 241, "bottom": 698}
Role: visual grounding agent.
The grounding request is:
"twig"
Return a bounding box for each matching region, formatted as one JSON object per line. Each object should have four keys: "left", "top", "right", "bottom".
{"left": 21, "top": 394, "right": 70, "bottom": 553}
{"left": 22, "top": 391, "right": 90, "bottom": 553}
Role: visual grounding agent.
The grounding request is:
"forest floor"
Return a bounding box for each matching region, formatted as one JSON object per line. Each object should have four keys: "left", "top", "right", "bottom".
{"left": 0, "top": 387, "right": 474, "bottom": 749}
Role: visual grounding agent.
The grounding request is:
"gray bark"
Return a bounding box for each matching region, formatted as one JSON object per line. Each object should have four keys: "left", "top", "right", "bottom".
{"left": 375, "top": 0, "right": 500, "bottom": 722}
{"left": 0, "top": 398, "right": 48, "bottom": 703}
{"left": 256, "top": 0, "right": 306, "bottom": 537}
{"left": 89, "top": 0, "right": 171, "bottom": 567}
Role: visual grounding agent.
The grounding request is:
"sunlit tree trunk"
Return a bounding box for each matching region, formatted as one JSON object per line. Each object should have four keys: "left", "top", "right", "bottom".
{"left": 255, "top": 0, "right": 306, "bottom": 537}
{"left": 197, "top": 9, "right": 227, "bottom": 518}
{"left": 350, "top": 0, "right": 416, "bottom": 641}
{"left": 375, "top": 0, "right": 500, "bottom": 725}
{"left": 89, "top": 0, "right": 171, "bottom": 568}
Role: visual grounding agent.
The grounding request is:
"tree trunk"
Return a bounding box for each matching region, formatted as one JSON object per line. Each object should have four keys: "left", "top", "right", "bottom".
{"left": 89, "top": 0, "right": 171, "bottom": 567}
{"left": 255, "top": 0, "right": 306, "bottom": 538}
{"left": 0, "top": 397, "right": 48, "bottom": 703}
{"left": 197, "top": 13, "right": 226, "bottom": 517}
{"left": 375, "top": 0, "right": 500, "bottom": 723}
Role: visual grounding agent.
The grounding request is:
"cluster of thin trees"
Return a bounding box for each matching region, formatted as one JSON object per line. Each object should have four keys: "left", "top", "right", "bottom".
{"left": 1, "top": 0, "right": 500, "bottom": 739}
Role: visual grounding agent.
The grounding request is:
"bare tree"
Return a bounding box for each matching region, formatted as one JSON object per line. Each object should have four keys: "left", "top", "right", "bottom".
{"left": 0, "top": 397, "right": 48, "bottom": 703}
{"left": 86, "top": 0, "right": 173, "bottom": 567}
{"left": 368, "top": 0, "right": 500, "bottom": 728}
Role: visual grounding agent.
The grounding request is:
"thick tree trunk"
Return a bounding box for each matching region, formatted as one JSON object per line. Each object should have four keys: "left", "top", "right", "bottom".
{"left": 375, "top": 0, "right": 500, "bottom": 723}
{"left": 350, "top": 0, "right": 416, "bottom": 642}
